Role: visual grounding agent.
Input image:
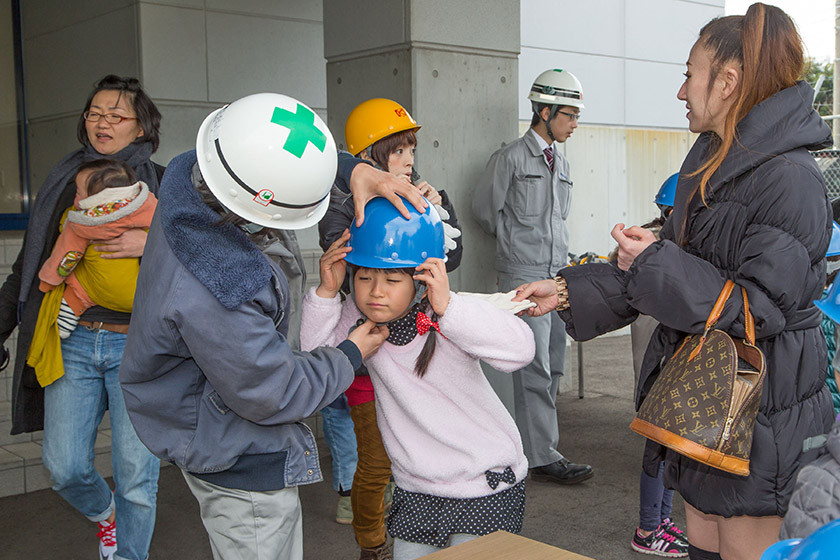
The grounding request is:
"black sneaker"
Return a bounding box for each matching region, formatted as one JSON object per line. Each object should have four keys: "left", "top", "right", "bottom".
{"left": 659, "top": 518, "right": 689, "bottom": 545}
{"left": 631, "top": 527, "right": 688, "bottom": 557}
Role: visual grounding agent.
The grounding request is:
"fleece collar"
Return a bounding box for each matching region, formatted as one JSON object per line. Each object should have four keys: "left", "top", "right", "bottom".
{"left": 157, "top": 150, "right": 272, "bottom": 310}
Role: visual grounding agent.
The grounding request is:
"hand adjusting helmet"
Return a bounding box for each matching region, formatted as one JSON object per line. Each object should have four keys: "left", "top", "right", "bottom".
{"left": 196, "top": 92, "right": 337, "bottom": 229}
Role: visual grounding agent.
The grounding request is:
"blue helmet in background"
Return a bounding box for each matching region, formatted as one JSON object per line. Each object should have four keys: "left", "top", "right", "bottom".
{"left": 655, "top": 173, "right": 679, "bottom": 208}
{"left": 815, "top": 278, "right": 840, "bottom": 324}
{"left": 760, "top": 539, "right": 801, "bottom": 560}
{"left": 760, "top": 519, "right": 840, "bottom": 560}
{"left": 828, "top": 221, "right": 840, "bottom": 257}
{"left": 345, "top": 195, "right": 446, "bottom": 269}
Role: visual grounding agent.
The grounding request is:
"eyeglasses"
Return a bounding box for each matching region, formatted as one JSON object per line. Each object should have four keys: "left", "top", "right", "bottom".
{"left": 557, "top": 110, "right": 581, "bottom": 122}
{"left": 83, "top": 111, "right": 137, "bottom": 125}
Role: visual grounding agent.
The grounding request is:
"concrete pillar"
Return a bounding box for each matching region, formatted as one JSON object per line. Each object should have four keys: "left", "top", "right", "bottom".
{"left": 323, "top": 0, "right": 520, "bottom": 293}
{"left": 323, "top": 0, "right": 521, "bottom": 409}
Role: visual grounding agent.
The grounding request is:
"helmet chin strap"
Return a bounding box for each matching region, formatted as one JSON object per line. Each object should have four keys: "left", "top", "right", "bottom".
{"left": 533, "top": 102, "right": 560, "bottom": 143}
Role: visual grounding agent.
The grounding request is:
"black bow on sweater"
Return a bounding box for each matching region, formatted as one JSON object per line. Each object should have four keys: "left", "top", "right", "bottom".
{"left": 485, "top": 466, "right": 516, "bottom": 490}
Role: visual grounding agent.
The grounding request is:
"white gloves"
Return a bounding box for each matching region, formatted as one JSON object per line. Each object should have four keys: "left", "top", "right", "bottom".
{"left": 435, "top": 205, "right": 461, "bottom": 254}
{"left": 456, "top": 290, "right": 536, "bottom": 314}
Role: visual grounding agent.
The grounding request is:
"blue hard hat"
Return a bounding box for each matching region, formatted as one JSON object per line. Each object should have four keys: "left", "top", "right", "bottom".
{"left": 345, "top": 195, "right": 446, "bottom": 269}
{"left": 760, "top": 539, "right": 801, "bottom": 560}
{"left": 761, "top": 519, "right": 840, "bottom": 559}
{"left": 654, "top": 173, "right": 679, "bottom": 208}
{"left": 815, "top": 279, "right": 840, "bottom": 324}
{"left": 828, "top": 221, "right": 840, "bottom": 257}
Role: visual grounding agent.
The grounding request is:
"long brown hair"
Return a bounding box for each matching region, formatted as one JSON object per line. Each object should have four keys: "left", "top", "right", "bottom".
{"left": 680, "top": 3, "right": 803, "bottom": 242}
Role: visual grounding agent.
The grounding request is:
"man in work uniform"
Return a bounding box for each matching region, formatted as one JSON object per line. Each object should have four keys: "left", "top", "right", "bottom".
{"left": 472, "top": 69, "right": 593, "bottom": 485}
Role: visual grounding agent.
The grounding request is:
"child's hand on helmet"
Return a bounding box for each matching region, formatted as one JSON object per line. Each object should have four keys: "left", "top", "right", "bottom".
{"left": 346, "top": 319, "right": 389, "bottom": 360}
{"left": 414, "top": 181, "right": 442, "bottom": 206}
{"left": 414, "top": 258, "right": 450, "bottom": 316}
{"left": 317, "top": 230, "right": 351, "bottom": 299}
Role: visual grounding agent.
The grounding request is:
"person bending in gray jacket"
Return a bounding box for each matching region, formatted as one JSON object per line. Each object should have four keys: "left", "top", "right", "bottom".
{"left": 779, "top": 417, "right": 840, "bottom": 540}
{"left": 472, "top": 68, "right": 592, "bottom": 485}
{"left": 119, "top": 93, "right": 421, "bottom": 560}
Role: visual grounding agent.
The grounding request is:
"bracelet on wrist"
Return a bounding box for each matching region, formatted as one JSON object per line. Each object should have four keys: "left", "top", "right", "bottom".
{"left": 554, "top": 276, "right": 569, "bottom": 311}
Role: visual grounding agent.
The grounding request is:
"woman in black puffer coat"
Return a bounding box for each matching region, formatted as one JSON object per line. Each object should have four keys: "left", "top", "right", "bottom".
{"left": 514, "top": 4, "right": 835, "bottom": 559}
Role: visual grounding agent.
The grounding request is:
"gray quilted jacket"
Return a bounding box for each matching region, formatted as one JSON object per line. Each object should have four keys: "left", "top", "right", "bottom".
{"left": 780, "top": 420, "right": 840, "bottom": 539}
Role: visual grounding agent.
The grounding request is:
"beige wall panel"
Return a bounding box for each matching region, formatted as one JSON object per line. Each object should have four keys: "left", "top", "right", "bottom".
{"left": 139, "top": 4, "right": 207, "bottom": 102}
{"left": 25, "top": 116, "right": 78, "bottom": 198}
{"left": 206, "top": 12, "right": 326, "bottom": 109}
{"left": 23, "top": 7, "right": 139, "bottom": 119}
{"left": 205, "top": 0, "right": 322, "bottom": 21}
{"left": 21, "top": 0, "right": 134, "bottom": 38}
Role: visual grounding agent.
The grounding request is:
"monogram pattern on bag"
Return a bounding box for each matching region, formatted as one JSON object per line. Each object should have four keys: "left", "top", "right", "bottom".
{"left": 637, "top": 330, "right": 758, "bottom": 459}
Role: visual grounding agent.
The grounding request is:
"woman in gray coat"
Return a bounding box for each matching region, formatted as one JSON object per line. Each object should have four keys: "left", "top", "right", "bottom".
{"left": 515, "top": 4, "right": 835, "bottom": 560}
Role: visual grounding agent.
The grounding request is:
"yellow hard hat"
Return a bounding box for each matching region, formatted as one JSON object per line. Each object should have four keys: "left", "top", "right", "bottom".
{"left": 344, "top": 98, "right": 421, "bottom": 155}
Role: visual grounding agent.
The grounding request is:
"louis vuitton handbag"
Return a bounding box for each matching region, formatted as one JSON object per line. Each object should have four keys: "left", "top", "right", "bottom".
{"left": 629, "top": 280, "right": 766, "bottom": 476}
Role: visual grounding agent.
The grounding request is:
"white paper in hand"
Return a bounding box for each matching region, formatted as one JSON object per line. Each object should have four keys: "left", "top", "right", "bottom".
{"left": 456, "top": 290, "right": 537, "bottom": 314}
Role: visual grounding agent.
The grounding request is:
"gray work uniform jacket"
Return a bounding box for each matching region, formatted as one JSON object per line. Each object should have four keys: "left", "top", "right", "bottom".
{"left": 472, "top": 129, "right": 572, "bottom": 277}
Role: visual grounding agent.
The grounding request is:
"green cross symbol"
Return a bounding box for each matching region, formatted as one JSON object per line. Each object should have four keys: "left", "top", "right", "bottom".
{"left": 270, "top": 104, "right": 327, "bottom": 159}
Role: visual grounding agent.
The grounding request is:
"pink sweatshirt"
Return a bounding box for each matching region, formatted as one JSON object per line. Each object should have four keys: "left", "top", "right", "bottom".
{"left": 301, "top": 290, "right": 535, "bottom": 499}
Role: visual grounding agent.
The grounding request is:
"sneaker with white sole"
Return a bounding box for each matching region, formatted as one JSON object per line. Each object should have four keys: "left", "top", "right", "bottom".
{"left": 631, "top": 527, "right": 688, "bottom": 557}
{"left": 97, "top": 519, "right": 117, "bottom": 560}
{"left": 659, "top": 518, "right": 688, "bottom": 545}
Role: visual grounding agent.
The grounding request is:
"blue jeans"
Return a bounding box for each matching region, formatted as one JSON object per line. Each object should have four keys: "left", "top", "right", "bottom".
{"left": 42, "top": 326, "right": 160, "bottom": 560}
{"left": 320, "top": 394, "right": 357, "bottom": 492}
{"left": 639, "top": 461, "right": 673, "bottom": 532}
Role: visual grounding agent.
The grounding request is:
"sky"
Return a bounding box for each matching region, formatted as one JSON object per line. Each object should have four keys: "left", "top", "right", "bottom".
{"left": 725, "top": 0, "right": 834, "bottom": 61}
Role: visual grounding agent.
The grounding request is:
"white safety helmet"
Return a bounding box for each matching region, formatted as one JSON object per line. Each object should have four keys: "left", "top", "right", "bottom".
{"left": 528, "top": 69, "right": 584, "bottom": 109}
{"left": 196, "top": 93, "right": 337, "bottom": 230}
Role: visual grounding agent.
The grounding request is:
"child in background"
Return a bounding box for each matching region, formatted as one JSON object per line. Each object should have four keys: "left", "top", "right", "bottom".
{"left": 628, "top": 174, "right": 689, "bottom": 558}
{"left": 302, "top": 197, "right": 533, "bottom": 560}
{"left": 814, "top": 216, "right": 840, "bottom": 417}
{"left": 317, "top": 98, "right": 463, "bottom": 559}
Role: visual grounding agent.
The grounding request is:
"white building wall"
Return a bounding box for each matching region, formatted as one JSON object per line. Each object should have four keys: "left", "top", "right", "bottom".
{"left": 519, "top": 0, "right": 723, "bottom": 257}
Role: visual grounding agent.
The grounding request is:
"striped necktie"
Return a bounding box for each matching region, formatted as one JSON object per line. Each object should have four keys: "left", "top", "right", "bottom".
{"left": 543, "top": 146, "right": 554, "bottom": 173}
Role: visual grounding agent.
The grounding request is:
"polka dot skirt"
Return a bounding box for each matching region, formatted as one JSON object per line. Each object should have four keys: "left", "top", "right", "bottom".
{"left": 386, "top": 480, "right": 526, "bottom": 547}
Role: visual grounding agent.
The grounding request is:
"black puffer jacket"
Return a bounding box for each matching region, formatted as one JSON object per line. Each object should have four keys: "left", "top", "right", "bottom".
{"left": 559, "top": 81, "right": 836, "bottom": 517}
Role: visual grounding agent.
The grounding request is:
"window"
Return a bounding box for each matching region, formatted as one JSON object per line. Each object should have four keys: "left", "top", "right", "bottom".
{"left": 0, "top": 0, "right": 29, "bottom": 229}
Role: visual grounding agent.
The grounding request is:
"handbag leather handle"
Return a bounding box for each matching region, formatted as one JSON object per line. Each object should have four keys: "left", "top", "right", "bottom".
{"left": 690, "top": 280, "right": 756, "bottom": 360}
{"left": 705, "top": 280, "right": 735, "bottom": 331}
{"left": 742, "top": 287, "right": 755, "bottom": 345}
{"left": 705, "top": 280, "right": 755, "bottom": 342}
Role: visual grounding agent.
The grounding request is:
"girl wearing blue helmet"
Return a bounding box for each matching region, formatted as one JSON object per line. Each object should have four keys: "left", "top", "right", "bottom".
{"left": 301, "top": 197, "right": 534, "bottom": 560}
